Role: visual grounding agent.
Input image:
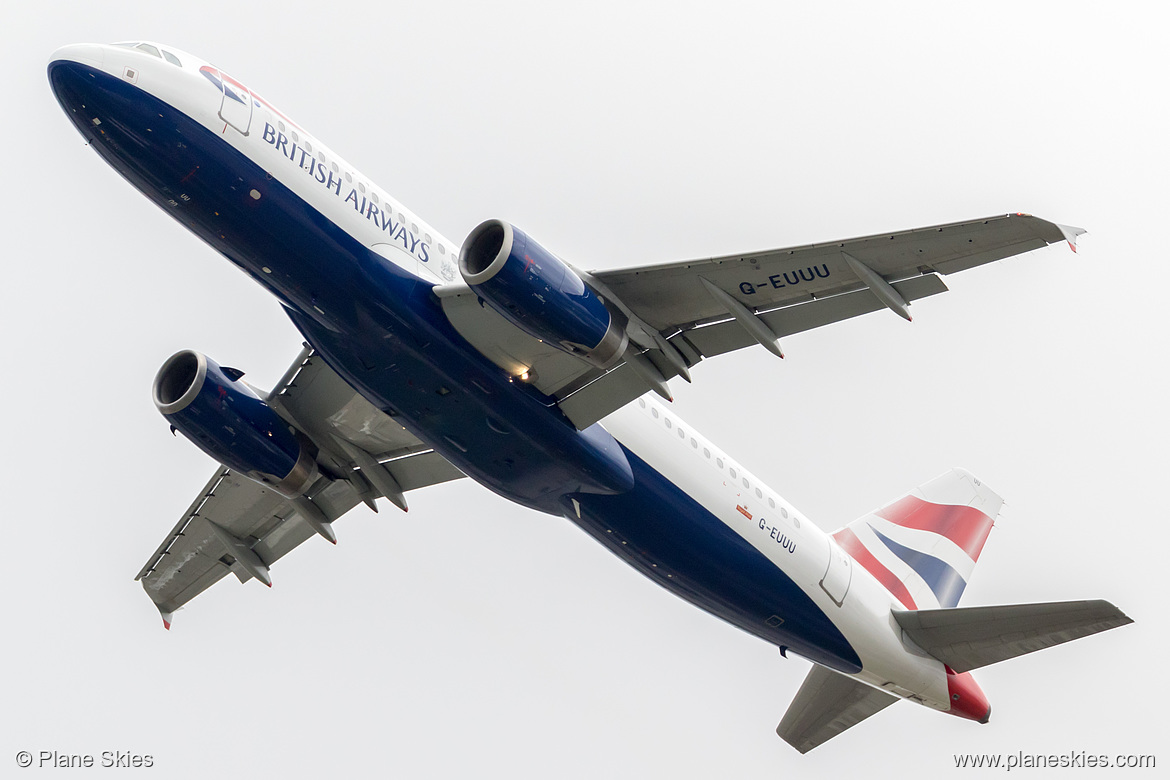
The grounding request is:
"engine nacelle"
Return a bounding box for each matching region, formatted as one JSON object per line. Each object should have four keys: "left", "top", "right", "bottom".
{"left": 460, "top": 220, "right": 627, "bottom": 369}
{"left": 153, "top": 350, "right": 318, "bottom": 498}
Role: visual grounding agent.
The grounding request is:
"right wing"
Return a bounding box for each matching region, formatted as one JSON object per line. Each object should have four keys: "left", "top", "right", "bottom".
{"left": 135, "top": 346, "right": 464, "bottom": 626}
{"left": 777, "top": 664, "right": 899, "bottom": 754}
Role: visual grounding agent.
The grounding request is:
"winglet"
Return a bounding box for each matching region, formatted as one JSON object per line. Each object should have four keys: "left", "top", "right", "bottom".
{"left": 1056, "top": 223, "right": 1087, "bottom": 253}
{"left": 160, "top": 610, "right": 173, "bottom": 630}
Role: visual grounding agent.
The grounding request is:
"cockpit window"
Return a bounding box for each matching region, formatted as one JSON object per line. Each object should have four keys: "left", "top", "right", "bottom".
{"left": 135, "top": 43, "right": 162, "bottom": 58}
{"left": 162, "top": 50, "right": 182, "bottom": 67}
{"left": 113, "top": 42, "right": 140, "bottom": 49}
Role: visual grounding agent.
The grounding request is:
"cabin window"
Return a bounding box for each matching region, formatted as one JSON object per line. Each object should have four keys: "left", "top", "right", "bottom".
{"left": 729, "top": 467, "right": 737, "bottom": 479}
{"left": 345, "top": 172, "right": 353, "bottom": 183}
{"left": 743, "top": 478, "right": 750, "bottom": 488}
{"left": 424, "top": 233, "right": 432, "bottom": 244}
{"left": 135, "top": 43, "right": 162, "bottom": 58}
{"left": 703, "top": 448, "right": 710, "bottom": 458}
{"left": 278, "top": 121, "right": 286, "bottom": 133}
{"left": 162, "top": 50, "right": 182, "bottom": 67}
{"left": 781, "top": 508, "right": 789, "bottom": 519}
{"left": 677, "top": 428, "right": 685, "bottom": 438}
{"left": 691, "top": 438, "right": 698, "bottom": 449}
{"left": 292, "top": 131, "right": 300, "bottom": 143}
{"left": 637, "top": 399, "right": 646, "bottom": 408}
{"left": 438, "top": 245, "right": 446, "bottom": 255}
{"left": 411, "top": 223, "right": 419, "bottom": 234}
{"left": 358, "top": 182, "right": 366, "bottom": 193}
{"left": 716, "top": 458, "right": 723, "bottom": 469}
{"left": 755, "top": 488, "right": 763, "bottom": 498}
{"left": 304, "top": 141, "right": 313, "bottom": 154}
{"left": 768, "top": 497, "right": 776, "bottom": 509}
{"left": 371, "top": 192, "right": 379, "bottom": 204}
{"left": 651, "top": 408, "right": 659, "bottom": 419}
{"left": 664, "top": 418, "right": 672, "bottom": 429}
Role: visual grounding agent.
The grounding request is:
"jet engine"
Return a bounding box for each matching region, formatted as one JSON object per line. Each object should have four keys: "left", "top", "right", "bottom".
{"left": 153, "top": 350, "right": 318, "bottom": 498}
{"left": 459, "top": 220, "right": 627, "bottom": 369}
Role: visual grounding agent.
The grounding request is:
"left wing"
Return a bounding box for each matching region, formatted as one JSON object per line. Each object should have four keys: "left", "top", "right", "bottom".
{"left": 438, "top": 214, "right": 1082, "bottom": 430}
{"left": 135, "top": 347, "right": 464, "bottom": 626}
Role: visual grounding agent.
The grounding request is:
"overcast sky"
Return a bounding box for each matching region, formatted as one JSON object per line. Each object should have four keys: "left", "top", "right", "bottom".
{"left": 3, "top": 2, "right": 1166, "bottom": 777}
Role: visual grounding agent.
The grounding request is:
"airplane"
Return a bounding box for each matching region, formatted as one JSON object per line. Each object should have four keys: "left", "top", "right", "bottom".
{"left": 48, "top": 41, "right": 1131, "bottom": 753}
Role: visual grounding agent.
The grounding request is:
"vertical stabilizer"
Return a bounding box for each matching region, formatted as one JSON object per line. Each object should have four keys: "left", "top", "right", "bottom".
{"left": 832, "top": 469, "right": 1002, "bottom": 609}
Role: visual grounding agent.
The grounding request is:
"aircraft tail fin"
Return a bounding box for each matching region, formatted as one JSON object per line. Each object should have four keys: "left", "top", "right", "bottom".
{"left": 894, "top": 599, "right": 1133, "bottom": 673}
{"left": 831, "top": 468, "right": 1002, "bottom": 609}
{"left": 776, "top": 664, "right": 898, "bottom": 754}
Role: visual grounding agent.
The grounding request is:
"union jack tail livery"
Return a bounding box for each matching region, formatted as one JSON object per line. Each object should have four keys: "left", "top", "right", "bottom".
{"left": 778, "top": 468, "right": 1129, "bottom": 753}
{"left": 833, "top": 468, "right": 1002, "bottom": 610}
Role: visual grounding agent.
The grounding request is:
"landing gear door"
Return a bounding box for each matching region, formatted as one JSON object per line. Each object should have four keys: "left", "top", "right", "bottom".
{"left": 820, "top": 538, "right": 852, "bottom": 607}
{"left": 211, "top": 68, "right": 253, "bottom": 136}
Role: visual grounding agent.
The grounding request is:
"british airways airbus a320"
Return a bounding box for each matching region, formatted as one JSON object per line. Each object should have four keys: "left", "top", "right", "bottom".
{"left": 49, "top": 41, "right": 1131, "bottom": 752}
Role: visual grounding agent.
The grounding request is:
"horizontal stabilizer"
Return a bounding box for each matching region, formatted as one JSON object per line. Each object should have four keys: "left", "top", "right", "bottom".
{"left": 777, "top": 665, "right": 898, "bottom": 754}
{"left": 894, "top": 599, "right": 1132, "bottom": 674}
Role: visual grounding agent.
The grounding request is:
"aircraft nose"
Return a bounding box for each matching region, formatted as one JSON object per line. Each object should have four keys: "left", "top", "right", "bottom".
{"left": 49, "top": 43, "right": 105, "bottom": 70}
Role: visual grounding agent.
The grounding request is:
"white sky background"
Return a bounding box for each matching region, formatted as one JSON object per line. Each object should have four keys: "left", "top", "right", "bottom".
{"left": 2, "top": 1, "right": 1166, "bottom": 777}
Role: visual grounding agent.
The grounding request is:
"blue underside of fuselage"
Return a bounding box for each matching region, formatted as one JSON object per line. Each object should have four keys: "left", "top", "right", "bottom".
{"left": 49, "top": 61, "right": 861, "bottom": 673}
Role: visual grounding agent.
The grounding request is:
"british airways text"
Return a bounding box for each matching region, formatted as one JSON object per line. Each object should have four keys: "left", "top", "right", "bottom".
{"left": 261, "top": 123, "right": 430, "bottom": 263}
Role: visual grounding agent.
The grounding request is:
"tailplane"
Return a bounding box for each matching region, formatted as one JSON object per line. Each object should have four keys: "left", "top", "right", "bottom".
{"left": 832, "top": 468, "right": 1002, "bottom": 609}
{"left": 776, "top": 665, "right": 898, "bottom": 754}
{"left": 894, "top": 599, "right": 1132, "bottom": 673}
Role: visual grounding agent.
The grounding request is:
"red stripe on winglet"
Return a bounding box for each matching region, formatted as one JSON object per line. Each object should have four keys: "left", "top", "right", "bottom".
{"left": 874, "top": 496, "right": 993, "bottom": 561}
{"left": 833, "top": 528, "right": 917, "bottom": 609}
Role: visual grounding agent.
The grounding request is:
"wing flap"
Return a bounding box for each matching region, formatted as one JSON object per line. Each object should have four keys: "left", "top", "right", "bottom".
{"left": 777, "top": 665, "right": 899, "bottom": 754}
{"left": 893, "top": 600, "right": 1133, "bottom": 673}
{"left": 683, "top": 274, "right": 948, "bottom": 360}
